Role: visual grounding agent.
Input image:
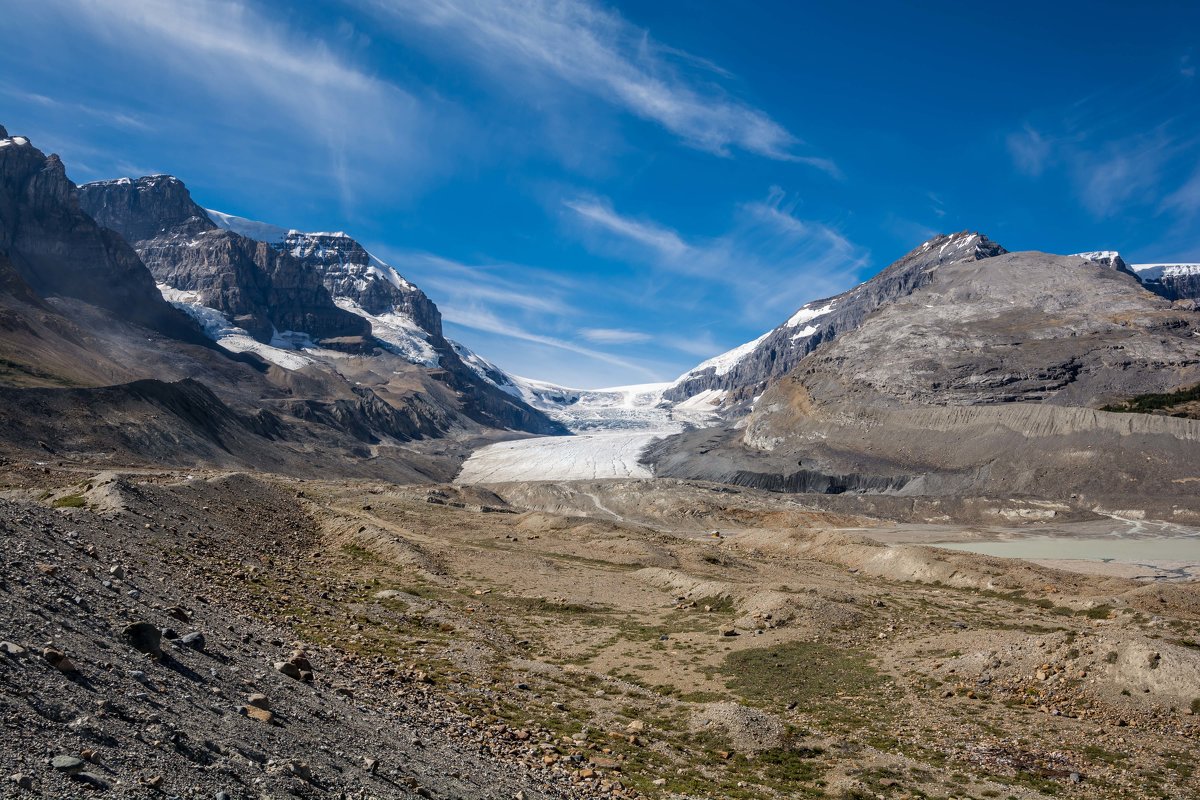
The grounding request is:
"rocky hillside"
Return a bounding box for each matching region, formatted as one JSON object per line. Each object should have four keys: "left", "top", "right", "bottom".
{"left": 663, "top": 232, "right": 1007, "bottom": 408}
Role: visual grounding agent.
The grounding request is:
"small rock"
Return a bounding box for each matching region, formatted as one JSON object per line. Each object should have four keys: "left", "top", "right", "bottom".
{"left": 274, "top": 661, "right": 302, "bottom": 680}
{"left": 122, "top": 622, "right": 162, "bottom": 658}
{"left": 178, "top": 632, "right": 206, "bottom": 651}
{"left": 363, "top": 757, "right": 378, "bottom": 774}
{"left": 0, "top": 641, "right": 26, "bottom": 658}
{"left": 720, "top": 628, "right": 739, "bottom": 637}
{"left": 109, "top": 565, "right": 125, "bottom": 580}
{"left": 9, "top": 773, "right": 32, "bottom": 790}
{"left": 246, "top": 693, "right": 270, "bottom": 710}
{"left": 42, "top": 648, "right": 77, "bottom": 674}
{"left": 1070, "top": 772, "right": 1082, "bottom": 784}
{"left": 51, "top": 755, "right": 84, "bottom": 772}
{"left": 73, "top": 772, "right": 109, "bottom": 789}
{"left": 240, "top": 705, "right": 274, "bottom": 724}
{"left": 144, "top": 775, "right": 164, "bottom": 789}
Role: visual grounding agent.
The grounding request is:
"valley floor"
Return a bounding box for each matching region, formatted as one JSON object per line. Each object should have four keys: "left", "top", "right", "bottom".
{"left": 2, "top": 462, "right": 1199, "bottom": 799}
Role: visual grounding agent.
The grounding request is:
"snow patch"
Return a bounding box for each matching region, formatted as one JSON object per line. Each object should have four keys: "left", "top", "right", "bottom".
{"left": 785, "top": 301, "right": 835, "bottom": 329}
{"left": 334, "top": 298, "right": 439, "bottom": 367}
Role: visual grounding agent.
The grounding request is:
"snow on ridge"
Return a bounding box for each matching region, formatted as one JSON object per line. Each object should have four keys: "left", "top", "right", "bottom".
{"left": 1129, "top": 263, "right": 1200, "bottom": 280}
{"left": 679, "top": 330, "right": 772, "bottom": 379}
{"left": 206, "top": 209, "right": 290, "bottom": 244}
{"left": 1074, "top": 250, "right": 1121, "bottom": 262}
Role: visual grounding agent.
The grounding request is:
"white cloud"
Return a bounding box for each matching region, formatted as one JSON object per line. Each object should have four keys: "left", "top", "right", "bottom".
{"left": 359, "top": 0, "right": 830, "bottom": 167}
{"left": 564, "top": 198, "right": 689, "bottom": 259}
{"left": 1162, "top": 165, "right": 1200, "bottom": 217}
{"left": 579, "top": 327, "right": 651, "bottom": 344}
{"left": 1071, "top": 134, "right": 1175, "bottom": 218}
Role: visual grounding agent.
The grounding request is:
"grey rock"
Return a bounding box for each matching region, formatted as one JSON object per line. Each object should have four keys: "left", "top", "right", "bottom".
{"left": 178, "top": 631, "right": 206, "bottom": 651}
{"left": 51, "top": 755, "right": 84, "bottom": 772}
{"left": 0, "top": 134, "right": 204, "bottom": 343}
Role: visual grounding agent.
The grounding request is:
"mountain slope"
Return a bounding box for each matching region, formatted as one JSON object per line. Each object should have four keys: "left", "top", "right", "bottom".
{"left": 663, "top": 232, "right": 1006, "bottom": 407}
{"left": 80, "top": 177, "right": 370, "bottom": 345}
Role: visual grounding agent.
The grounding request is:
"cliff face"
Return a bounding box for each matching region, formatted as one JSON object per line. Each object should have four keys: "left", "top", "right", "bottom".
{"left": 0, "top": 127, "right": 202, "bottom": 342}
{"left": 79, "top": 177, "right": 370, "bottom": 345}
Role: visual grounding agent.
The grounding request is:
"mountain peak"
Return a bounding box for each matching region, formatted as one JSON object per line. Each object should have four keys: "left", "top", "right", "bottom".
{"left": 80, "top": 173, "right": 214, "bottom": 243}
{"left": 910, "top": 231, "right": 1006, "bottom": 262}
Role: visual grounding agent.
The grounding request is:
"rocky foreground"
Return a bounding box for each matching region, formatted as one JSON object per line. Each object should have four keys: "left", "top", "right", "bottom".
{"left": 1, "top": 463, "right": 1198, "bottom": 799}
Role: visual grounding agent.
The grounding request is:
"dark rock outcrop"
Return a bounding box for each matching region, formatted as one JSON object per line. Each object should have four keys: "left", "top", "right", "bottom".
{"left": 0, "top": 130, "right": 203, "bottom": 342}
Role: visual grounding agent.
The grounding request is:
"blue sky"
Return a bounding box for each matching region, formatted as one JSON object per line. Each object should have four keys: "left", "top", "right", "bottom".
{"left": 2, "top": 1, "right": 1199, "bottom": 387}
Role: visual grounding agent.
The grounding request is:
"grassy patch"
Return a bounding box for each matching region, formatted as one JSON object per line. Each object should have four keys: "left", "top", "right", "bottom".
{"left": 721, "top": 641, "right": 892, "bottom": 732}
{"left": 51, "top": 494, "right": 86, "bottom": 508}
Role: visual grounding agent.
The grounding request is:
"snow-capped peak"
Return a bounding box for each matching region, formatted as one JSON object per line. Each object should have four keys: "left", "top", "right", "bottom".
{"left": 1074, "top": 250, "right": 1121, "bottom": 263}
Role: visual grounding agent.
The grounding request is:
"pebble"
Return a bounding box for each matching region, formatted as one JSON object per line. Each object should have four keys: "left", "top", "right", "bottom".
{"left": 9, "top": 774, "right": 32, "bottom": 790}
{"left": 42, "top": 647, "right": 77, "bottom": 674}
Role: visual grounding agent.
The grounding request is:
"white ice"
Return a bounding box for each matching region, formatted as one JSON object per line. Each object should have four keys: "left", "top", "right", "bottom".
{"left": 455, "top": 431, "right": 662, "bottom": 483}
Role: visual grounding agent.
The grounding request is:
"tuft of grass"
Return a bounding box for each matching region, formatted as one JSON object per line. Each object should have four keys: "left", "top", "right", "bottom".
{"left": 51, "top": 494, "right": 86, "bottom": 508}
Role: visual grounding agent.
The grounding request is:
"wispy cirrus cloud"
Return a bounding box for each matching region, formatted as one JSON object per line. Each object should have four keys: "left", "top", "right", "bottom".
{"left": 578, "top": 327, "right": 651, "bottom": 344}
{"left": 357, "top": 0, "right": 832, "bottom": 169}
{"left": 7, "top": 0, "right": 437, "bottom": 214}
{"left": 1006, "top": 124, "right": 1053, "bottom": 177}
{"left": 564, "top": 187, "right": 868, "bottom": 319}
{"left": 371, "top": 248, "right": 664, "bottom": 383}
